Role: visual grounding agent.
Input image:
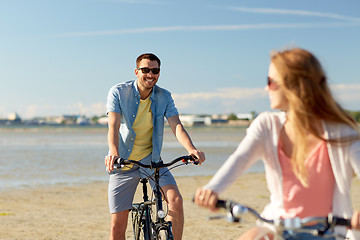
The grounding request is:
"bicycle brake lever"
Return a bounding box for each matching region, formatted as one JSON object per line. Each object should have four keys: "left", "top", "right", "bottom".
{"left": 189, "top": 155, "right": 200, "bottom": 165}
{"left": 182, "top": 158, "right": 199, "bottom": 165}
{"left": 208, "top": 215, "right": 225, "bottom": 220}
{"left": 207, "top": 214, "right": 240, "bottom": 222}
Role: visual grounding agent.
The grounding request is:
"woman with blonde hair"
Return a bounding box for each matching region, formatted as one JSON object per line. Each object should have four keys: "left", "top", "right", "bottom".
{"left": 194, "top": 48, "right": 360, "bottom": 239}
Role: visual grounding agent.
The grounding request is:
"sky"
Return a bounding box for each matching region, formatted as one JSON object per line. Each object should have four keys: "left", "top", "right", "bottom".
{"left": 1, "top": 0, "right": 360, "bottom": 119}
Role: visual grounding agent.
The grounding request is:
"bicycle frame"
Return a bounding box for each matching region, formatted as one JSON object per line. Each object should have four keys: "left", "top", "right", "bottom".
{"left": 132, "top": 171, "right": 173, "bottom": 240}
{"left": 151, "top": 168, "right": 174, "bottom": 239}
{"left": 131, "top": 178, "right": 153, "bottom": 240}
{"left": 118, "top": 155, "right": 197, "bottom": 240}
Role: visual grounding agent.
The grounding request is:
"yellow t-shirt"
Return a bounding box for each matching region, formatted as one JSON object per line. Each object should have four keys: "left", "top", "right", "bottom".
{"left": 124, "top": 97, "right": 153, "bottom": 170}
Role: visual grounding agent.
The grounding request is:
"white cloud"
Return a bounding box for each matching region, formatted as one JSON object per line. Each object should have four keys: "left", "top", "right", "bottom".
{"left": 0, "top": 105, "right": 9, "bottom": 118}
{"left": 52, "top": 22, "right": 360, "bottom": 37}
{"left": 65, "top": 102, "right": 106, "bottom": 116}
{"left": 171, "top": 84, "right": 360, "bottom": 114}
{"left": 19, "top": 102, "right": 106, "bottom": 119}
{"left": 47, "top": 5, "right": 360, "bottom": 38}
{"left": 173, "top": 87, "right": 267, "bottom": 101}
{"left": 331, "top": 84, "right": 360, "bottom": 107}
{"left": 229, "top": 7, "right": 360, "bottom": 22}
{"left": 23, "top": 104, "right": 58, "bottom": 119}
{"left": 6, "top": 84, "right": 359, "bottom": 119}
{"left": 172, "top": 87, "right": 269, "bottom": 114}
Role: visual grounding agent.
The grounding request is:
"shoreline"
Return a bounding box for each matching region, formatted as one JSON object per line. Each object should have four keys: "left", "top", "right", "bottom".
{"left": 1, "top": 174, "right": 360, "bottom": 239}
{"left": 0, "top": 122, "right": 251, "bottom": 130}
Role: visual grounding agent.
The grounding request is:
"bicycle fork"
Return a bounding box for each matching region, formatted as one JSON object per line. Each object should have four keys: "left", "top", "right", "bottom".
{"left": 140, "top": 178, "right": 153, "bottom": 240}
{"left": 152, "top": 170, "right": 173, "bottom": 240}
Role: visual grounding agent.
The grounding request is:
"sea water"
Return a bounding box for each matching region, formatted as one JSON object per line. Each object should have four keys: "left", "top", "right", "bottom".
{"left": 0, "top": 126, "right": 264, "bottom": 190}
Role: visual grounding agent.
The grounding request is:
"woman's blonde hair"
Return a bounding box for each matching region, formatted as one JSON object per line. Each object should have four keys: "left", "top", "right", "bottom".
{"left": 271, "top": 48, "right": 358, "bottom": 186}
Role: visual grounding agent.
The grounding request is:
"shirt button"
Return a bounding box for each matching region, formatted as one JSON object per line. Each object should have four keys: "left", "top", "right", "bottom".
{"left": 128, "top": 149, "right": 131, "bottom": 152}
{"left": 131, "top": 138, "right": 134, "bottom": 141}
{"left": 133, "top": 115, "right": 135, "bottom": 117}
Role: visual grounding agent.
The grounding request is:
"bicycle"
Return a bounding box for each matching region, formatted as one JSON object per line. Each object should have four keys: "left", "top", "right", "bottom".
{"left": 212, "top": 199, "right": 353, "bottom": 240}
{"left": 114, "top": 155, "right": 198, "bottom": 240}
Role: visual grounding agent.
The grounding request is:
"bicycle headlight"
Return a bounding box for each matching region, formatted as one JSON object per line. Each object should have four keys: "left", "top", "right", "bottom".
{"left": 157, "top": 210, "right": 166, "bottom": 219}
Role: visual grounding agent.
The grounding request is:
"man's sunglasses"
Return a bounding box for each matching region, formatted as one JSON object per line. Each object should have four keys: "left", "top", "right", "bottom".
{"left": 137, "top": 67, "right": 160, "bottom": 74}
{"left": 267, "top": 76, "right": 278, "bottom": 90}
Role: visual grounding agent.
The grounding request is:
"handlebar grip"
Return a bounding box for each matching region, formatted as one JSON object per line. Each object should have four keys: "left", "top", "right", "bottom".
{"left": 113, "top": 157, "right": 126, "bottom": 169}
{"left": 216, "top": 200, "right": 227, "bottom": 209}
{"left": 190, "top": 155, "right": 200, "bottom": 165}
{"left": 115, "top": 157, "right": 124, "bottom": 164}
{"left": 181, "top": 155, "right": 199, "bottom": 165}
{"left": 333, "top": 217, "right": 351, "bottom": 227}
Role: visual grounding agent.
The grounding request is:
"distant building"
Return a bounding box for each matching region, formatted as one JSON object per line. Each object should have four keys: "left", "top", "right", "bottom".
{"left": 236, "top": 113, "right": 254, "bottom": 121}
{"left": 76, "top": 116, "right": 90, "bottom": 125}
{"left": 97, "top": 116, "right": 108, "bottom": 125}
{"left": 210, "top": 114, "right": 229, "bottom": 125}
{"left": 7, "top": 112, "right": 22, "bottom": 123}
{"left": 60, "top": 115, "right": 79, "bottom": 125}
{"left": 179, "top": 115, "right": 212, "bottom": 126}
{"left": 44, "top": 115, "right": 80, "bottom": 125}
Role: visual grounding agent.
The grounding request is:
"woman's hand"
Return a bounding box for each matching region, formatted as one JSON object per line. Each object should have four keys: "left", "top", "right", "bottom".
{"left": 351, "top": 211, "right": 360, "bottom": 230}
{"left": 194, "top": 188, "right": 219, "bottom": 211}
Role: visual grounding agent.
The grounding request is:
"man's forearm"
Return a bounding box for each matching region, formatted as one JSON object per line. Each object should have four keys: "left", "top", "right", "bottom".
{"left": 175, "top": 124, "right": 196, "bottom": 152}
{"left": 168, "top": 115, "right": 205, "bottom": 164}
{"left": 108, "top": 128, "right": 120, "bottom": 156}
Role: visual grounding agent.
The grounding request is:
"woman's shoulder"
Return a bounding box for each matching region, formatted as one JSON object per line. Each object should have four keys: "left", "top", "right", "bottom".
{"left": 253, "top": 111, "right": 286, "bottom": 125}
{"left": 323, "top": 121, "right": 359, "bottom": 139}
{"left": 246, "top": 111, "right": 286, "bottom": 137}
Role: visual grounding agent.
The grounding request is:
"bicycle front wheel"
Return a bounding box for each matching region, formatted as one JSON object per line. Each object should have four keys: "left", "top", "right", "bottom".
{"left": 132, "top": 206, "right": 152, "bottom": 240}
{"left": 133, "top": 217, "right": 145, "bottom": 240}
{"left": 156, "top": 228, "right": 173, "bottom": 240}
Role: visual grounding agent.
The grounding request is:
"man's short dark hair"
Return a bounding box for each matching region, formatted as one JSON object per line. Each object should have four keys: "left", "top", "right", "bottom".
{"left": 136, "top": 53, "right": 161, "bottom": 68}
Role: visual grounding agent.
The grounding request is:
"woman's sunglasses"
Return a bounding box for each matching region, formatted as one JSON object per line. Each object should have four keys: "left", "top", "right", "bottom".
{"left": 267, "top": 77, "right": 279, "bottom": 90}
{"left": 137, "top": 67, "right": 160, "bottom": 74}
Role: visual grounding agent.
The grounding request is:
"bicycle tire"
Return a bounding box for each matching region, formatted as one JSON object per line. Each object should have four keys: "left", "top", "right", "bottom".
{"left": 132, "top": 205, "right": 153, "bottom": 240}
{"left": 156, "top": 228, "right": 173, "bottom": 240}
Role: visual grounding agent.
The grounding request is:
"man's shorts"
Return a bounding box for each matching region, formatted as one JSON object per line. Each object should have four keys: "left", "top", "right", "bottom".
{"left": 108, "top": 154, "right": 177, "bottom": 214}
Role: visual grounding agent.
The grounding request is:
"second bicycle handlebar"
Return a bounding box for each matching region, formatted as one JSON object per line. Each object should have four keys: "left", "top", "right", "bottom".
{"left": 216, "top": 199, "right": 351, "bottom": 231}
{"left": 114, "top": 155, "right": 198, "bottom": 170}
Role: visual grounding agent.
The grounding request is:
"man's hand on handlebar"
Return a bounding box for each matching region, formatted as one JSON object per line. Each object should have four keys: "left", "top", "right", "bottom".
{"left": 105, "top": 155, "right": 121, "bottom": 172}
{"left": 188, "top": 149, "right": 205, "bottom": 165}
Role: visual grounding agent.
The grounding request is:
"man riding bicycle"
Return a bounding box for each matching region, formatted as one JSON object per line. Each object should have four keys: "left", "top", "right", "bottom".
{"left": 105, "top": 53, "right": 205, "bottom": 240}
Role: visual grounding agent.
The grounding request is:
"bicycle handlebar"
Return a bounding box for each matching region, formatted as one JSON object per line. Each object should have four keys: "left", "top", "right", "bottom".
{"left": 114, "top": 155, "right": 198, "bottom": 170}
{"left": 216, "top": 199, "right": 351, "bottom": 230}
{"left": 216, "top": 199, "right": 274, "bottom": 224}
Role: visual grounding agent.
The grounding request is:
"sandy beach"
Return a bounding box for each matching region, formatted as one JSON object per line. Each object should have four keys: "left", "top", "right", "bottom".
{"left": 1, "top": 173, "right": 360, "bottom": 240}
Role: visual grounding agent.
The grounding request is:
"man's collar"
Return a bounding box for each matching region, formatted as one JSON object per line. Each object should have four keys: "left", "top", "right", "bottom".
{"left": 133, "top": 80, "right": 141, "bottom": 98}
{"left": 133, "top": 79, "right": 156, "bottom": 101}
